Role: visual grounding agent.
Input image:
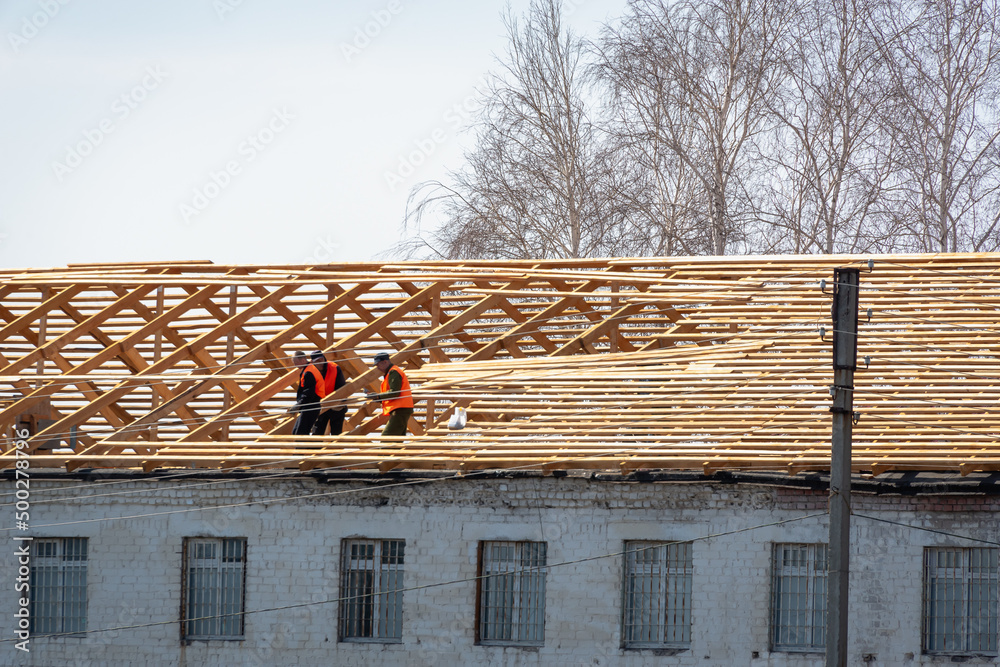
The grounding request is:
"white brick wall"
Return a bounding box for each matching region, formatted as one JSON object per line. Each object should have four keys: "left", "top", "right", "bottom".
{"left": 0, "top": 475, "right": 997, "bottom": 666}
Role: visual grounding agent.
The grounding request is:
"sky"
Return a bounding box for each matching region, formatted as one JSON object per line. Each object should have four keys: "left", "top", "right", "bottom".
{"left": 0, "top": 0, "right": 627, "bottom": 269}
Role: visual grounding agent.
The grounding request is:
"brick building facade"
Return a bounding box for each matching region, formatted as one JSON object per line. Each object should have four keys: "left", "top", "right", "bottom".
{"left": 2, "top": 471, "right": 997, "bottom": 666}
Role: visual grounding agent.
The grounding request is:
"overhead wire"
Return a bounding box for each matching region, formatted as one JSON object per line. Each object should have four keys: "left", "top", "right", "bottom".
{"left": 853, "top": 514, "right": 1000, "bottom": 546}
{"left": 2, "top": 367, "right": 836, "bottom": 506}
{"left": 9, "top": 505, "right": 996, "bottom": 644}
{"left": 0, "top": 365, "right": 851, "bottom": 530}
{"left": 3, "top": 260, "right": 998, "bottom": 501}
{"left": 873, "top": 260, "right": 1000, "bottom": 287}
{"left": 859, "top": 282, "right": 1000, "bottom": 312}
{"left": 0, "top": 511, "right": 830, "bottom": 643}
{"left": 855, "top": 413, "right": 1000, "bottom": 442}
{"left": 0, "top": 351, "right": 835, "bottom": 505}
{"left": 0, "top": 319, "right": 830, "bottom": 462}
{"left": 856, "top": 333, "right": 1000, "bottom": 362}
{"left": 0, "top": 301, "right": 827, "bottom": 443}
{"left": 0, "top": 277, "right": 830, "bottom": 397}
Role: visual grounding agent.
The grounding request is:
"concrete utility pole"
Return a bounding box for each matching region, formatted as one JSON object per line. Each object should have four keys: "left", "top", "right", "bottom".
{"left": 827, "top": 267, "right": 859, "bottom": 667}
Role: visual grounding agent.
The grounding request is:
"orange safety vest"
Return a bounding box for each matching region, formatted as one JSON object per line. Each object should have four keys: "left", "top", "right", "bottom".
{"left": 300, "top": 364, "right": 327, "bottom": 399}
{"left": 380, "top": 365, "right": 413, "bottom": 416}
{"left": 322, "top": 363, "right": 340, "bottom": 395}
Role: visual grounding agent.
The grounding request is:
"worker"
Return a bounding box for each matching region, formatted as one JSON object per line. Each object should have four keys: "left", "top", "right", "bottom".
{"left": 292, "top": 350, "right": 326, "bottom": 435}
{"left": 311, "top": 351, "right": 347, "bottom": 436}
{"left": 365, "top": 352, "right": 413, "bottom": 436}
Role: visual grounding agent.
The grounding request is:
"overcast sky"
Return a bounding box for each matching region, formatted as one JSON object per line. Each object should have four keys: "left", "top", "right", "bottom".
{"left": 0, "top": 0, "right": 627, "bottom": 270}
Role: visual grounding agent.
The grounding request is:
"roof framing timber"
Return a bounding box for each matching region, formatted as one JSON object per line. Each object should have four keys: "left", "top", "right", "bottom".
{"left": 1, "top": 253, "right": 999, "bottom": 476}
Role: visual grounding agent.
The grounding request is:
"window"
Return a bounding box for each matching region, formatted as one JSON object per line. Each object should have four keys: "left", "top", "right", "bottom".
{"left": 30, "top": 537, "right": 87, "bottom": 635}
{"left": 771, "top": 543, "right": 827, "bottom": 652}
{"left": 923, "top": 547, "right": 998, "bottom": 655}
{"left": 477, "top": 540, "right": 546, "bottom": 645}
{"left": 182, "top": 538, "right": 246, "bottom": 640}
{"left": 339, "top": 539, "right": 405, "bottom": 642}
{"left": 622, "top": 541, "right": 692, "bottom": 648}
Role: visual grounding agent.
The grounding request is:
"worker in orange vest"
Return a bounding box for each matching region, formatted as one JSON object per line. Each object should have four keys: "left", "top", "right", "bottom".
{"left": 292, "top": 350, "right": 326, "bottom": 435}
{"left": 311, "top": 350, "right": 347, "bottom": 436}
{"left": 365, "top": 352, "right": 413, "bottom": 436}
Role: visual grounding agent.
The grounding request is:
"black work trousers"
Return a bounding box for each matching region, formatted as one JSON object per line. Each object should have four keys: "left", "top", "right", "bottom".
{"left": 292, "top": 408, "right": 320, "bottom": 436}
{"left": 312, "top": 409, "right": 346, "bottom": 436}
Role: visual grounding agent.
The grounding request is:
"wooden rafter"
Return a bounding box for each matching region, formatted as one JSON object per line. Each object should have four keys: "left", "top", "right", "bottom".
{"left": 0, "top": 254, "right": 998, "bottom": 476}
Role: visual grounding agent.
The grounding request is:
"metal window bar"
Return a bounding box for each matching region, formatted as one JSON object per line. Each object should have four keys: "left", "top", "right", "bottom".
{"left": 623, "top": 541, "right": 692, "bottom": 648}
{"left": 339, "top": 539, "right": 405, "bottom": 641}
{"left": 184, "top": 538, "right": 246, "bottom": 639}
{"left": 771, "top": 543, "right": 827, "bottom": 652}
{"left": 478, "top": 541, "right": 546, "bottom": 645}
{"left": 29, "top": 538, "right": 88, "bottom": 635}
{"left": 924, "top": 547, "right": 998, "bottom": 655}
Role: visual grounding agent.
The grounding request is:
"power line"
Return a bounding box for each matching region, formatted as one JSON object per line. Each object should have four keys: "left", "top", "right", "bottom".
{"left": 1, "top": 367, "right": 834, "bottom": 506}
{"left": 0, "top": 313, "right": 828, "bottom": 448}
{"left": 0, "top": 323, "right": 831, "bottom": 479}
{"left": 863, "top": 356, "right": 1000, "bottom": 384}
{"left": 853, "top": 513, "right": 1000, "bottom": 546}
{"left": 0, "top": 424, "right": 819, "bottom": 523}
{"left": 0, "top": 296, "right": 825, "bottom": 400}
{"left": 861, "top": 282, "right": 1000, "bottom": 312}
{"left": 0, "top": 511, "right": 828, "bottom": 643}
{"left": 856, "top": 413, "right": 1000, "bottom": 442}
{"left": 856, "top": 332, "right": 1000, "bottom": 361}
{"left": 874, "top": 260, "right": 1000, "bottom": 288}
{"left": 0, "top": 400, "right": 836, "bottom": 531}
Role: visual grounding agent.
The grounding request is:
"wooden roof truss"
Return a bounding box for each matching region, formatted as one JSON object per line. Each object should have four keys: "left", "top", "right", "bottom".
{"left": 0, "top": 254, "right": 999, "bottom": 476}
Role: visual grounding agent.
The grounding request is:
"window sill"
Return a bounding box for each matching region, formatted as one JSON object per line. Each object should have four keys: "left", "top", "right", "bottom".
{"left": 771, "top": 647, "right": 824, "bottom": 655}
{"left": 477, "top": 641, "right": 543, "bottom": 649}
{"left": 921, "top": 652, "right": 999, "bottom": 661}
{"left": 623, "top": 645, "right": 690, "bottom": 655}
{"left": 339, "top": 637, "right": 403, "bottom": 645}
{"left": 183, "top": 636, "right": 245, "bottom": 643}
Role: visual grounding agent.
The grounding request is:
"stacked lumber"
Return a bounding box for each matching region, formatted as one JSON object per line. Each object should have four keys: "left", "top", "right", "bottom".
{"left": 1, "top": 254, "right": 998, "bottom": 475}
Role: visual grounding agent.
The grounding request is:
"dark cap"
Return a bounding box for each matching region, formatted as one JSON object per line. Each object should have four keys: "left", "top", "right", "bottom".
{"left": 310, "top": 350, "right": 326, "bottom": 360}
{"left": 373, "top": 352, "right": 391, "bottom": 364}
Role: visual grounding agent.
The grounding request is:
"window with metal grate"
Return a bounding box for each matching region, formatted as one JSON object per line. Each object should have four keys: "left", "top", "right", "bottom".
{"left": 477, "top": 540, "right": 546, "bottom": 646}
{"left": 923, "top": 547, "right": 998, "bottom": 655}
{"left": 29, "top": 537, "right": 88, "bottom": 635}
{"left": 771, "top": 543, "right": 827, "bottom": 652}
{"left": 182, "top": 537, "right": 246, "bottom": 640}
{"left": 622, "top": 540, "right": 692, "bottom": 649}
{"left": 339, "top": 538, "right": 405, "bottom": 642}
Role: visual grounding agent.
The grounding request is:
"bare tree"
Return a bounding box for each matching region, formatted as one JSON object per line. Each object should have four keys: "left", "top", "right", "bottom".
{"left": 875, "top": 0, "right": 1000, "bottom": 252}
{"left": 593, "top": 13, "right": 706, "bottom": 256}
{"left": 399, "top": 0, "right": 639, "bottom": 260}
{"left": 596, "top": 0, "right": 795, "bottom": 256}
{"left": 398, "top": 0, "right": 1000, "bottom": 261}
{"left": 765, "top": 0, "right": 898, "bottom": 254}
